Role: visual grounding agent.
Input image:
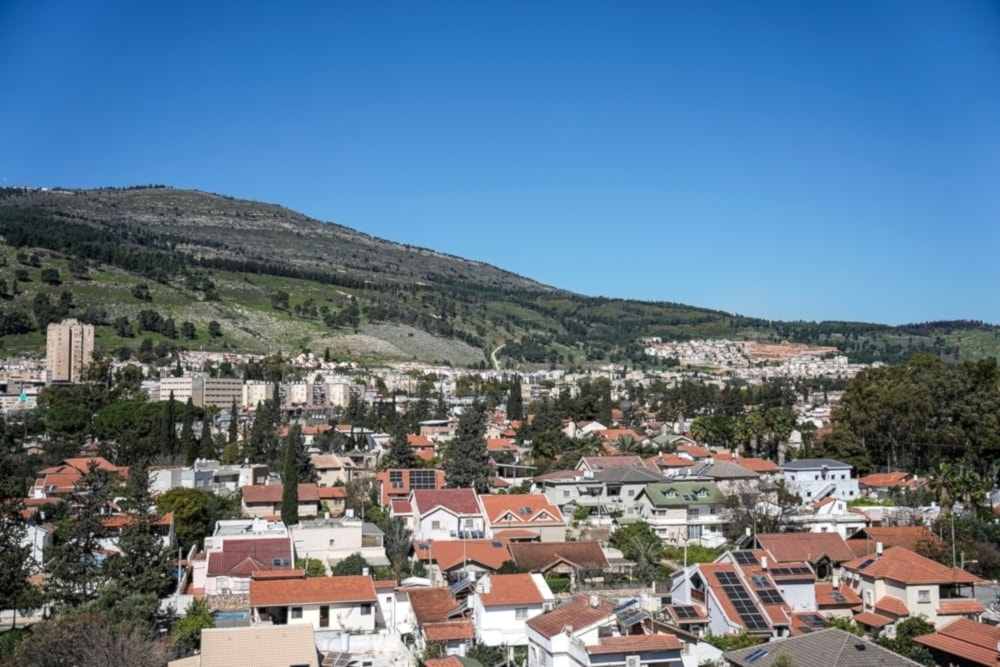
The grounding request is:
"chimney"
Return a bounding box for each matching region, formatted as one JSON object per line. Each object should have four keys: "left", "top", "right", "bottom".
{"left": 875, "top": 542, "right": 883, "bottom": 558}
{"left": 761, "top": 556, "right": 768, "bottom": 570}
{"left": 362, "top": 567, "right": 370, "bottom": 576}
{"left": 832, "top": 575, "right": 840, "bottom": 590}
{"left": 482, "top": 577, "right": 492, "bottom": 595}
{"left": 590, "top": 595, "right": 599, "bottom": 608}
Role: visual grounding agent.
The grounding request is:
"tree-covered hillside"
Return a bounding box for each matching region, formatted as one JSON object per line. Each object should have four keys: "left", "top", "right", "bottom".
{"left": 0, "top": 186, "right": 997, "bottom": 366}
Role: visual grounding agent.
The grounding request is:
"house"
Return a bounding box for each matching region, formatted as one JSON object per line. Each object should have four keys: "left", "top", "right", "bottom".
{"left": 536, "top": 465, "right": 667, "bottom": 519}
{"left": 671, "top": 558, "right": 791, "bottom": 640}
{"left": 191, "top": 518, "right": 295, "bottom": 596}
{"left": 723, "top": 627, "right": 921, "bottom": 667}
{"left": 526, "top": 594, "right": 684, "bottom": 667}
{"left": 644, "top": 453, "right": 695, "bottom": 477}
{"left": 635, "top": 481, "right": 728, "bottom": 545}
{"left": 780, "top": 459, "right": 860, "bottom": 504}
{"left": 784, "top": 497, "right": 867, "bottom": 538}
{"left": 288, "top": 515, "right": 389, "bottom": 571}
{"left": 675, "top": 444, "right": 714, "bottom": 462}
{"left": 508, "top": 541, "right": 609, "bottom": 584}
{"left": 576, "top": 456, "right": 652, "bottom": 473}
{"left": 679, "top": 460, "right": 762, "bottom": 496}
{"left": 249, "top": 574, "right": 377, "bottom": 632}
{"left": 411, "top": 489, "right": 486, "bottom": 541}
{"left": 412, "top": 538, "right": 513, "bottom": 587}
{"left": 241, "top": 483, "right": 321, "bottom": 518}
{"left": 479, "top": 494, "right": 566, "bottom": 542}
{"left": 408, "top": 434, "right": 438, "bottom": 462}
{"left": 842, "top": 546, "right": 983, "bottom": 632}
{"left": 32, "top": 457, "right": 128, "bottom": 499}
{"left": 317, "top": 485, "right": 347, "bottom": 516}
{"left": 310, "top": 453, "right": 357, "bottom": 486}
{"left": 377, "top": 468, "right": 447, "bottom": 507}
{"left": 753, "top": 533, "right": 856, "bottom": 580}
{"left": 471, "top": 573, "right": 555, "bottom": 647}
{"left": 913, "top": 617, "right": 1000, "bottom": 667}
{"left": 100, "top": 510, "right": 176, "bottom": 552}
{"left": 858, "top": 471, "right": 923, "bottom": 500}
{"left": 167, "top": 624, "right": 320, "bottom": 667}
{"left": 404, "top": 586, "right": 474, "bottom": 657}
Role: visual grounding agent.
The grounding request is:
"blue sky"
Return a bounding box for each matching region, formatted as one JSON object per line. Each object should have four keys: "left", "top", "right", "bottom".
{"left": 2, "top": 1, "right": 998, "bottom": 325}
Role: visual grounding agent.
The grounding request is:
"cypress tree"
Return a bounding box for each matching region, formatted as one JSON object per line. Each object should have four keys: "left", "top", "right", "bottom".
{"left": 382, "top": 419, "right": 416, "bottom": 470}
{"left": 506, "top": 377, "right": 524, "bottom": 422}
{"left": 181, "top": 397, "right": 197, "bottom": 465}
{"left": 281, "top": 424, "right": 301, "bottom": 526}
{"left": 199, "top": 420, "right": 216, "bottom": 460}
{"left": 227, "top": 398, "right": 239, "bottom": 443}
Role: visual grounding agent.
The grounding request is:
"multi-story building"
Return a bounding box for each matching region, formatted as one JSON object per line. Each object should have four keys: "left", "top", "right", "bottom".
{"left": 157, "top": 374, "right": 242, "bottom": 409}
{"left": 45, "top": 318, "right": 94, "bottom": 383}
{"left": 781, "top": 459, "right": 860, "bottom": 504}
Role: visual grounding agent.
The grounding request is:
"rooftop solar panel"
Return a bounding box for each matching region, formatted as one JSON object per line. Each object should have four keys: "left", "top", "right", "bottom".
{"left": 733, "top": 551, "right": 758, "bottom": 565}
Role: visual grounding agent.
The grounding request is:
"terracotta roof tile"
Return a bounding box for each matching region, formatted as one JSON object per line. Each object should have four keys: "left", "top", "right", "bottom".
{"left": 509, "top": 541, "right": 608, "bottom": 573}
{"left": 815, "top": 583, "right": 860, "bottom": 607}
{"left": 207, "top": 537, "right": 293, "bottom": 577}
{"left": 424, "top": 658, "right": 465, "bottom": 667}
{"left": 914, "top": 618, "right": 1000, "bottom": 666}
{"left": 407, "top": 587, "right": 464, "bottom": 625}
{"left": 526, "top": 594, "right": 617, "bottom": 638}
{"left": 424, "top": 620, "right": 474, "bottom": 641}
{"left": 412, "top": 489, "right": 481, "bottom": 515}
{"left": 736, "top": 458, "right": 781, "bottom": 473}
{"left": 846, "top": 527, "right": 944, "bottom": 557}
{"left": 853, "top": 611, "right": 894, "bottom": 628}
{"left": 938, "top": 598, "right": 985, "bottom": 615}
{"left": 843, "top": 546, "right": 981, "bottom": 585}
{"left": 480, "top": 494, "right": 565, "bottom": 526}
{"left": 242, "top": 483, "right": 320, "bottom": 504}
{"left": 413, "top": 539, "right": 511, "bottom": 571}
{"left": 874, "top": 595, "right": 909, "bottom": 617}
{"left": 756, "top": 532, "right": 855, "bottom": 563}
{"left": 480, "top": 574, "right": 544, "bottom": 607}
{"left": 249, "top": 575, "right": 375, "bottom": 606}
{"left": 585, "top": 634, "right": 683, "bottom": 655}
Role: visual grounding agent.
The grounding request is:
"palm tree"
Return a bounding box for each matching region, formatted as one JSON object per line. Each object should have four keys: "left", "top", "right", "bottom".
{"left": 927, "top": 462, "right": 956, "bottom": 515}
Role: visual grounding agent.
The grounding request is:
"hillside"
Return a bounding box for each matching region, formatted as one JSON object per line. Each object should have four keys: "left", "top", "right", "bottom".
{"left": 0, "top": 186, "right": 997, "bottom": 368}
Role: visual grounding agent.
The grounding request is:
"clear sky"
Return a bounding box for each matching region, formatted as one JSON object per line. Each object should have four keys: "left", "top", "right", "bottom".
{"left": 2, "top": 1, "right": 998, "bottom": 325}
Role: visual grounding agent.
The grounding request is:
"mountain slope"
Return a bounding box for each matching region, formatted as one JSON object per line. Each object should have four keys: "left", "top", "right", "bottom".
{"left": 0, "top": 186, "right": 996, "bottom": 367}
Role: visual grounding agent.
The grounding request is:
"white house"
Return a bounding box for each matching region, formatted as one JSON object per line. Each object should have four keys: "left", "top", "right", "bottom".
{"left": 289, "top": 516, "right": 390, "bottom": 571}
{"left": 411, "top": 488, "right": 486, "bottom": 541}
{"left": 781, "top": 459, "right": 860, "bottom": 504}
{"left": 472, "top": 573, "right": 555, "bottom": 648}
{"left": 249, "top": 574, "right": 377, "bottom": 632}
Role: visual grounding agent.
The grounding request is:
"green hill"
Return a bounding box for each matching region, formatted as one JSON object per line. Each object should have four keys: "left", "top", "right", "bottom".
{"left": 0, "top": 185, "right": 996, "bottom": 368}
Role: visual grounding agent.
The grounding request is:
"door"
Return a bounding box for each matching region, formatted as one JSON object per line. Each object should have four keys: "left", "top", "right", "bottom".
{"left": 320, "top": 605, "right": 329, "bottom": 628}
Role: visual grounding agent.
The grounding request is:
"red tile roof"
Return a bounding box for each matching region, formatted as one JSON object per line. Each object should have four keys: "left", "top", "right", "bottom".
{"left": 479, "top": 494, "right": 565, "bottom": 526}
{"left": 318, "top": 486, "right": 347, "bottom": 499}
{"left": 914, "top": 618, "right": 1000, "bottom": 666}
{"left": 843, "top": 546, "right": 981, "bottom": 585}
{"left": 486, "top": 438, "right": 518, "bottom": 452}
{"left": 815, "top": 583, "right": 860, "bottom": 607}
{"left": 938, "top": 598, "right": 985, "bottom": 615}
{"left": 424, "top": 620, "right": 474, "bottom": 641}
{"left": 585, "top": 634, "right": 683, "bottom": 655}
{"left": 242, "top": 483, "right": 320, "bottom": 504}
{"left": 424, "top": 658, "right": 465, "bottom": 667}
{"left": 249, "top": 575, "right": 376, "bottom": 606}
{"left": 874, "top": 595, "right": 909, "bottom": 617}
{"left": 736, "top": 458, "right": 781, "bottom": 474}
{"left": 480, "top": 574, "right": 544, "bottom": 607}
{"left": 645, "top": 453, "right": 695, "bottom": 469}
{"left": 526, "top": 594, "right": 617, "bottom": 639}
{"left": 412, "top": 488, "right": 481, "bottom": 515}
{"left": 413, "top": 539, "right": 512, "bottom": 571}
{"left": 407, "top": 587, "right": 463, "bottom": 625}
{"left": 509, "top": 541, "right": 608, "bottom": 573}
{"left": 858, "top": 472, "right": 918, "bottom": 489}
{"left": 207, "top": 537, "right": 293, "bottom": 577}
{"left": 756, "top": 532, "right": 855, "bottom": 564}
{"left": 853, "top": 611, "right": 894, "bottom": 628}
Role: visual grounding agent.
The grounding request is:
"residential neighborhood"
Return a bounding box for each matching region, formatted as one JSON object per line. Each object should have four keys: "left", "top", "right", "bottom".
{"left": 1, "top": 329, "right": 999, "bottom": 667}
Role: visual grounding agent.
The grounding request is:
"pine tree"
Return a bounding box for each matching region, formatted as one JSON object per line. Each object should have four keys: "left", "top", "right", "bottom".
{"left": 45, "top": 463, "right": 112, "bottom": 607}
{"left": 443, "top": 402, "right": 491, "bottom": 493}
{"left": 281, "top": 424, "right": 301, "bottom": 526}
{"left": 104, "top": 464, "right": 176, "bottom": 598}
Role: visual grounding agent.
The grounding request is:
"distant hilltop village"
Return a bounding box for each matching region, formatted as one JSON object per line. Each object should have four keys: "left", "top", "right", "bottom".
{"left": 642, "top": 338, "right": 877, "bottom": 381}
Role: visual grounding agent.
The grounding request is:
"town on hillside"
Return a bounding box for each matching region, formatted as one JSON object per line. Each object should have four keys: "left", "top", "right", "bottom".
{"left": 1, "top": 318, "right": 999, "bottom": 667}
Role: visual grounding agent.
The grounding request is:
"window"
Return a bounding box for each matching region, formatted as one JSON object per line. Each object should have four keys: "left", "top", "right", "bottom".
{"left": 290, "top": 607, "right": 303, "bottom": 619}
{"left": 627, "top": 489, "right": 635, "bottom": 497}
{"left": 515, "top": 607, "right": 528, "bottom": 620}
{"left": 431, "top": 520, "right": 441, "bottom": 530}
{"left": 390, "top": 470, "right": 404, "bottom": 489}
{"left": 687, "top": 524, "right": 702, "bottom": 539}
{"left": 687, "top": 508, "right": 699, "bottom": 519}
{"left": 328, "top": 539, "right": 336, "bottom": 547}
{"left": 465, "top": 519, "right": 475, "bottom": 528}
{"left": 361, "top": 603, "right": 372, "bottom": 615}
{"left": 918, "top": 590, "right": 930, "bottom": 603}
{"left": 710, "top": 507, "right": 718, "bottom": 515}
{"left": 563, "top": 490, "right": 570, "bottom": 498}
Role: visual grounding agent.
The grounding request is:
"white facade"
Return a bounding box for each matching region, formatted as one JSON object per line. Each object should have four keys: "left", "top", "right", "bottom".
{"left": 472, "top": 574, "right": 555, "bottom": 648}
{"left": 782, "top": 459, "right": 860, "bottom": 504}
